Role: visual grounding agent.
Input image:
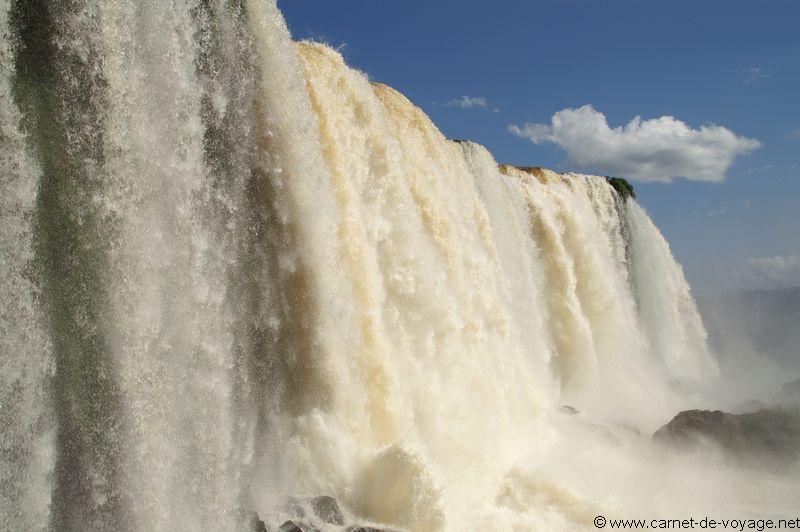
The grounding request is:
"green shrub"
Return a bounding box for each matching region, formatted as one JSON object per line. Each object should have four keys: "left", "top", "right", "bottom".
{"left": 605, "top": 176, "right": 636, "bottom": 201}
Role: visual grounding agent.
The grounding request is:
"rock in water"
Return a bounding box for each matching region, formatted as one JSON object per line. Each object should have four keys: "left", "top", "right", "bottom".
{"left": 279, "top": 521, "right": 319, "bottom": 532}
{"left": 653, "top": 408, "right": 800, "bottom": 464}
{"left": 310, "top": 496, "right": 345, "bottom": 526}
{"left": 347, "top": 526, "right": 404, "bottom": 532}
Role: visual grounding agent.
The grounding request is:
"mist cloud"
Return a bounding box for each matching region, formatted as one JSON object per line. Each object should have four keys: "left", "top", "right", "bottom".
{"left": 744, "top": 255, "right": 800, "bottom": 288}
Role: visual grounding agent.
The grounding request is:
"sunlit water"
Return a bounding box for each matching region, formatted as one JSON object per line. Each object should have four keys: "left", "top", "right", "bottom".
{"left": 1, "top": 1, "right": 797, "bottom": 530}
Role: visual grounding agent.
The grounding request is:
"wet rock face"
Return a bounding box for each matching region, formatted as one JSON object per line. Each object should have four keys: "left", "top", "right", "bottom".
{"left": 653, "top": 408, "right": 800, "bottom": 464}
{"left": 273, "top": 518, "right": 398, "bottom": 532}
{"left": 310, "top": 496, "right": 345, "bottom": 526}
{"left": 278, "top": 521, "right": 318, "bottom": 532}
{"left": 252, "top": 495, "right": 402, "bottom": 532}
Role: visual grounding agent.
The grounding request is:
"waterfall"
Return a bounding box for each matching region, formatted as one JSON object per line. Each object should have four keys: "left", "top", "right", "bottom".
{"left": 0, "top": 1, "right": 741, "bottom": 531}
{"left": 627, "top": 202, "right": 716, "bottom": 380}
{"left": 1, "top": 2, "right": 54, "bottom": 530}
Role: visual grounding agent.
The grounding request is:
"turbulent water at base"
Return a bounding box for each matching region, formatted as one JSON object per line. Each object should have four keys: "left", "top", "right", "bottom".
{"left": 3, "top": 2, "right": 796, "bottom": 531}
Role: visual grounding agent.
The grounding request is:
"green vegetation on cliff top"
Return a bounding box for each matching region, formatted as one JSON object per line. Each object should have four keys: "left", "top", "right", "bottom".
{"left": 605, "top": 176, "right": 636, "bottom": 201}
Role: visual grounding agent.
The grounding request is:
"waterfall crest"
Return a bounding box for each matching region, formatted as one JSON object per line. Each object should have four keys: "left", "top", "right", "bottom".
{"left": 1, "top": 2, "right": 727, "bottom": 530}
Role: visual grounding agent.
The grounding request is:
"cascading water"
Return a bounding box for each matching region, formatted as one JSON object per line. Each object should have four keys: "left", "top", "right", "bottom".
{"left": 1, "top": 3, "right": 54, "bottom": 530}
{"left": 2, "top": 2, "right": 793, "bottom": 531}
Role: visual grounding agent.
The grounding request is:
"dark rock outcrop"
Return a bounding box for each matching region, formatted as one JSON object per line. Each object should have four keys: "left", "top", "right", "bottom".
{"left": 653, "top": 408, "right": 800, "bottom": 464}
{"left": 279, "top": 520, "right": 318, "bottom": 532}
{"left": 346, "top": 527, "right": 402, "bottom": 532}
{"left": 256, "top": 495, "right": 400, "bottom": 532}
{"left": 309, "top": 495, "right": 345, "bottom": 526}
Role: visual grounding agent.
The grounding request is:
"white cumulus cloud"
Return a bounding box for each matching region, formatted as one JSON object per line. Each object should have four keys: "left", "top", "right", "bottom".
{"left": 444, "top": 95, "right": 487, "bottom": 109}
{"left": 744, "top": 255, "right": 800, "bottom": 289}
{"left": 509, "top": 105, "right": 761, "bottom": 182}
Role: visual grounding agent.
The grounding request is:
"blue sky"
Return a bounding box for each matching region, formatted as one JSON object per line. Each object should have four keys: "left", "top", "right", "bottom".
{"left": 279, "top": 0, "right": 800, "bottom": 295}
